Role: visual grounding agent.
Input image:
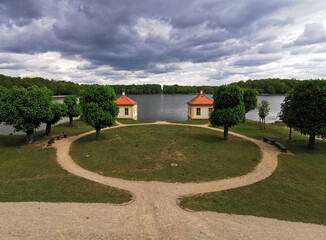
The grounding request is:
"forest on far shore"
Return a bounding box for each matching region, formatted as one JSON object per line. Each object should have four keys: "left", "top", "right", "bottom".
{"left": 0, "top": 73, "right": 323, "bottom": 95}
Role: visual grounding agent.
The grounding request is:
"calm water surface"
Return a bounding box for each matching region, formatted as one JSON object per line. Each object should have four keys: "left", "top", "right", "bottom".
{"left": 0, "top": 94, "right": 285, "bottom": 135}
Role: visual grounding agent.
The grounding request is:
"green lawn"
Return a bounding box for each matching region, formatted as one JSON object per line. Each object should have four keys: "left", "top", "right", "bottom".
{"left": 117, "top": 119, "right": 155, "bottom": 124}
{"left": 170, "top": 119, "right": 210, "bottom": 125}
{"left": 33, "top": 120, "right": 94, "bottom": 142}
{"left": 180, "top": 120, "right": 326, "bottom": 225}
{"left": 71, "top": 125, "right": 261, "bottom": 183}
{"left": 0, "top": 121, "right": 132, "bottom": 203}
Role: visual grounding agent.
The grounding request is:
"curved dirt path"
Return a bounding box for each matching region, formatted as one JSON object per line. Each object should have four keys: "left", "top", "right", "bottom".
{"left": 1, "top": 122, "right": 326, "bottom": 239}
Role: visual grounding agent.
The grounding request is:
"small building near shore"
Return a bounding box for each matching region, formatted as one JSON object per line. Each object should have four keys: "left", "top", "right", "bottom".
{"left": 114, "top": 92, "right": 138, "bottom": 120}
{"left": 187, "top": 91, "right": 214, "bottom": 119}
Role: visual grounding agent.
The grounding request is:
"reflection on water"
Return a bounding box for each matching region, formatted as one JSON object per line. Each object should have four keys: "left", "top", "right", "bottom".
{"left": 0, "top": 94, "right": 285, "bottom": 135}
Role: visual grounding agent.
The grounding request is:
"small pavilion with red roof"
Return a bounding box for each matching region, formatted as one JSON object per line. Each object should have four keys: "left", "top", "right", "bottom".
{"left": 114, "top": 92, "right": 138, "bottom": 120}
{"left": 187, "top": 91, "right": 213, "bottom": 119}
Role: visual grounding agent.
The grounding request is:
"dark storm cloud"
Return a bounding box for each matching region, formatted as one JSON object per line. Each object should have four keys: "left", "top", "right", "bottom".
{"left": 0, "top": 0, "right": 43, "bottom": 26}
{"left": 0, "top": 0, "right": 300, "bottom": 73}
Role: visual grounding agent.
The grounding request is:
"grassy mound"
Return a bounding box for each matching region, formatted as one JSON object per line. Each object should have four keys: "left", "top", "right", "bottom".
{"left": 71, "top": 125, "right": 261, "bottom": 183}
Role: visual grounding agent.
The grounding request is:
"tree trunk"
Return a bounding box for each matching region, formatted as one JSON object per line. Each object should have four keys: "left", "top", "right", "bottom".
{"left": 258, "top": 118, "right": 260, "bottom": 130}
{"left": 224, "top": 126, "right": 229, "bottom": 140}
{"left": 243, "top": 115, "right": 246, "bottom": 123}
{"left": 26, "top": 130, "right": 34, "bottom": 144}
{"left": 69, "top": 116, "right": 73, "bottom": 127}
{"left": 289, "top": 127, "right": 292, "bottom": 140}
{"left": 45, "top": 122, "right": 51, "bottom": 136}
{"left": 308, "top": 134, "right": 315, "bottom": 149}
{"left": 96, "top": 128, "right": 101, "bottom": 141}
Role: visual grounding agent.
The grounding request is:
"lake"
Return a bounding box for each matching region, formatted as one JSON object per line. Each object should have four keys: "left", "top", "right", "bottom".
{"left": 0, "top": 94, "right": 285, "bottom": 135}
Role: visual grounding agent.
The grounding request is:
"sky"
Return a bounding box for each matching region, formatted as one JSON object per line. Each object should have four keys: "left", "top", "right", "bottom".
{"left": 0, "top": 0, "right": 326, "bottom": 86}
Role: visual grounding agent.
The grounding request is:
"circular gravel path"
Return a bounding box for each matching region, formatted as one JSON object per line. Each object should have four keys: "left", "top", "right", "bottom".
{"left": 1, "top": 122, "right": 325, "bottom": 240}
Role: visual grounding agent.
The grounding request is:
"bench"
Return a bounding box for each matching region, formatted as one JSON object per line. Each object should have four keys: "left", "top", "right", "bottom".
{"left": 56, "top": 132, "right": 67, "bottom": 140}
{"left": 263, "top": 137, "right": 287, "bottom": 152}
{"left": 278, "top": 143, "right": 287, "bottom": 152}
{"left": 47, "top": 138, "right": 55, "bottom": 145}
{"left": 263, "top": 137, "right": 275, "bottom": 145}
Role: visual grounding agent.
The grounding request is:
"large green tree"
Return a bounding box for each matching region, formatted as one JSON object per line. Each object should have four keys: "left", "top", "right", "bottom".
{"left": 243, "top": 88, "right": 259, "bottom": 122}
{"left": 258, "top": 100, "right": 270, "bottom": 130}
{"left": 0, "top": 87, "right": 51, "bottom": 143}
{"left": 0, "top": 86, "right": 7, "bottom": 123}
{"left": 210, "top": 85, "right": 245, "bottom": 140}
{"left": 44, "top": 102, "right": 68, "bottom": 136}
{"left": 278, "top": 91, "right": 296, "bottom": 140}
{"left": 63, "top": 95, "right": 81, "bottom": 127}
{"left": 80, "top": 85, "right": 119, "bottom": 140}
{"left": 290, "top": 80, "right": 326, "bottom": 149}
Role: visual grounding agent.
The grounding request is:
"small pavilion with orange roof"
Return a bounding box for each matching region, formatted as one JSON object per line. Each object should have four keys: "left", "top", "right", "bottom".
{"left": 114, "top": 92, "right": 138, "bottom": 120}
{"left": 187, "top": 91, "right": 214, "bottom": 119}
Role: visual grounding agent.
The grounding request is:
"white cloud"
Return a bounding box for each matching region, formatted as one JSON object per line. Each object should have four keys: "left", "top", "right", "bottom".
{"left": 133, "top": 17, "right": 172, "bottom": 40}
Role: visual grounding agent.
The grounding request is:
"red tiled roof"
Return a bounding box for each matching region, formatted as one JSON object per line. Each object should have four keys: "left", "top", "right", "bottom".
{"left": 114, "top": 95, "right": 137, "bottom": 106}
{"left": 187, "top": 94, "right": 213, "bottom": 106}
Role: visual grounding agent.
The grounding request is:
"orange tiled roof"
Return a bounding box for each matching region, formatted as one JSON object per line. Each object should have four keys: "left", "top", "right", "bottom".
{"left": 114, "top": 95, "right": 137, "bottom": 106}
{"left": 187, "top": 94, "right": 213, "bottom": 106}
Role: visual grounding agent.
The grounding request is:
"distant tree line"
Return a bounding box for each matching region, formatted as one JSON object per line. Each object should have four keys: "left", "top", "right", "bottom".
{"left": 163, "top": 85, "right": 216, "bottom": 94}
{"left": 110, "top": 84, "right": 162, "bottom": 94}
{"left": 230, "top": 78, "right": 304, "bottom": 94}
{"left": 1, "top": 74, "right": 325, "bottom": 95}
{"left": 0, "top": 74, "right": 84, "bottom": 95}
{"left": 163, "top": 79, "right": 324, "bottom": 94}
{"left": 0, "top": 74, "right": 163, "bottom": 95}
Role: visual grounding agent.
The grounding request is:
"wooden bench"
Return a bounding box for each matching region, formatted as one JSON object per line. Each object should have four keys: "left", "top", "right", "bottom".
{"left": 47, "top": 138, "right": 55, "bottom": 145}
{"left": 278, "top": 143, "right": 287, "bottom": 152}
{"left": 56, "top": 132, "right": 67, "bottom": 140}
{"left": 263, "top": 137, "right": 275, "bottom": 145}
{"left": 263, "top": 137, "right": 287, "bottom": 152}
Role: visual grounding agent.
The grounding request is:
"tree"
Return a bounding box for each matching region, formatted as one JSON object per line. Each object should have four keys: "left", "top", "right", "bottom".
{"left": 278, "top": 91, "right": 295, "bottom": 140}
{"left": 44, "top": 102, "right": 68, "bottom": 136}
{"left": 258, "top": 100, "right": 270, "bottom": 130}
{"left": 243, "top": 88, "right": 259, "bottom": 122}
{"left": 0, "top": 86, "right": 7, "bottom": 124}
{"left": 0, "top": 88, "right": 51, "bottom": 143}
{"left": 63, "top": 95, "right": 81, "bottom": 127}
{"left": 266, "top": 85, "right": 276, "bottom": 94}
{"left": 210, "top": 85, "right": 245, "bottom": 140}
{"left": 289, "top": 80, "right": 326, "bottom": 149}
{"left": 80, "top": 85, "right": 119, "bottom": 140}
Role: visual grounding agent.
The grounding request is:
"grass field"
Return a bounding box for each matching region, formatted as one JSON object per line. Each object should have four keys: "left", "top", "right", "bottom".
{"left": 170, "top": 119, "right": 210, "bottom": 125}
{"left": 117, "top": 119, "right": 155, "bottom": 124}
{"left": 0, "top": 121, "right": 132, "bottom": 203}
{"left": 180, "top": 120, "right": 326, "bottom": 225}
{"left": 70, "top": 125, "right": 261, "bottom": 183}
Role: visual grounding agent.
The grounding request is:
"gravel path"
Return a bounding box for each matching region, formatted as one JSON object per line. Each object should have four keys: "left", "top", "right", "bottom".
{"left": 1, "top": 122, "right": 325, "bottom": 239}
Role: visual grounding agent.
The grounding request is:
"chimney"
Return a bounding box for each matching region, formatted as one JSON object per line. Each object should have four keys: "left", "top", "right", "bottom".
{"left": 200, "top": 90, "right": 203, "bottom": 94}
{"left": 122, "top": 92, "right": 125, "bottom": 96}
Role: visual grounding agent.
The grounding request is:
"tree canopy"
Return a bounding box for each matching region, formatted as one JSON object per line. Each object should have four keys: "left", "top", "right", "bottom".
{"left": 243, "top": 88, "right": 259, "bottom": 122}
{"left": 44, "top": 102, "right": 68, "bottom": 136}
{"left": 287, "top": 80, "right": 326, "bottom": 149}
{"left": 63, "top": 95, "right": 81, "bottom": 127}
{"left": 278, "top": 91, "right": 296, "bottom": 140}
{"left": 0, "top": 87, "right": 52, "bottom": 143}
{"left": 80, "top": 85, "right": 119, "bottom": 140}
{"left": 210, "top": 85, "right": 245, "bottom": 140}
{"left": 258, "top": 100, "right": 270, "bottom": 130}
{"left": 0, "top": 86, "right": 7, "bottom": 124}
